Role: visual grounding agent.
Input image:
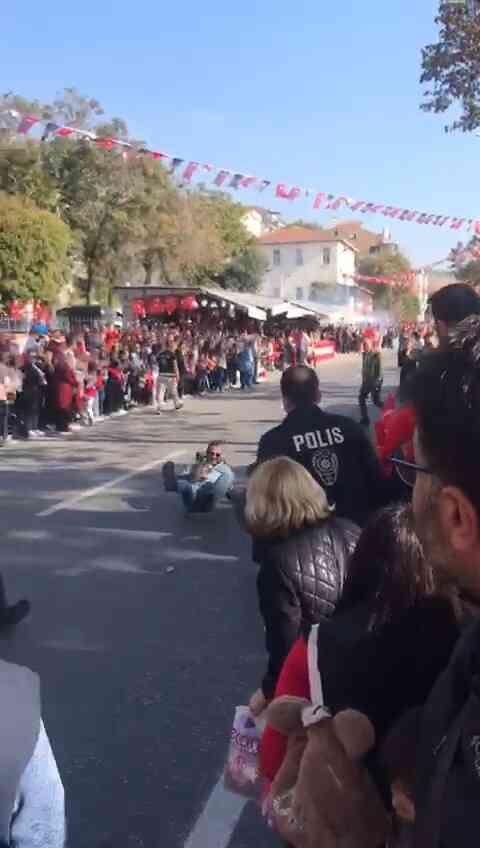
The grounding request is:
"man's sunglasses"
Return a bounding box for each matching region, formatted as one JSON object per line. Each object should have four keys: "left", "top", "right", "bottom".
{"left": 389, "top": 456, "right": 434, "bottom": 488}
{"left": 208, "top": 451, "right": 222, "bottom": 458}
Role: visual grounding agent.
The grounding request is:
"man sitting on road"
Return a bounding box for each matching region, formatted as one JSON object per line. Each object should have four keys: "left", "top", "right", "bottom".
{"left": 257, "top": 365, "right": 388, "bottom": 527}
{"left": 162, "top": 441, "right": 235, "bottom": 513}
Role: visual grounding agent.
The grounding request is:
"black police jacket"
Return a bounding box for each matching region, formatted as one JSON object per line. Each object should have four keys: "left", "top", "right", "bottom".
{"left": 257, "top": 405, "right": 387, "bottom": 527}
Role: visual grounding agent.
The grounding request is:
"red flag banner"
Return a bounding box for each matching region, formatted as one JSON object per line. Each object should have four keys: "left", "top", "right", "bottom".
{"left": 182, "top": 161, "right": 200, "bottom": 182}
{"left": 95, "top": 138, "right": 114, "bottom": 150}
{"left": 287, "top": 187, "right": 302, "bottom": 201}
{"left": 17, "top": 115, "right": 39, "bottom": 135}
{"left": 214, "top": 170, "right": 230, "bottom": 187}
{"left": 275, "top": 184, "right": 290, "bottom": 199}
{"left": 9, "top": 110, "right": 478, "bottom": 232}
{"left": 55, "top": 126, "right": 74, "bottom": 137}
{"left": 239, "top": 176, "right": 257, "bottom": 189}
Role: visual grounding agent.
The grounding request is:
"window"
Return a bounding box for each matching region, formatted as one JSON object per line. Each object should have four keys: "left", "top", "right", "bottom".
{"left": 273, "top": 287, "right": 281, "bottom": 298}
{"left": 296, "top": 287, "right": 304, "bottom": 301}
{"left": 273, "top": 248, "right": 281, "bottom": 266}
{"left": 296, "top": 248, "right": 304, "bottom": 266}
{"left": 322, "top": 248, "right": 331, "bottom": 266}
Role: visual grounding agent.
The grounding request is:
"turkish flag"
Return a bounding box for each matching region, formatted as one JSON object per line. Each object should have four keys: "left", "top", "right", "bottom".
{"left": 17, "top": 115, "right": 39, "bottom": 135}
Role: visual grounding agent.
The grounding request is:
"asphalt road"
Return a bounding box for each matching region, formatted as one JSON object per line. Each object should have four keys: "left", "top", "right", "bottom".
{"left": 0, "top": 351, "right": 398, "bottom": 848}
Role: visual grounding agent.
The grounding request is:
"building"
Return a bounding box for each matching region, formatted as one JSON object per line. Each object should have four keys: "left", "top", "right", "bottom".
{"left": 241, "top": 207, "right": 284, "bottom": 238}
{"left": 312, "top": 220, "right": 398, "bottom": 258}
{"left": 257, "top": 225, "right": 357, "bottom": 300}
{"left": 257, "top": 225, "right": 373, "bottom": 321}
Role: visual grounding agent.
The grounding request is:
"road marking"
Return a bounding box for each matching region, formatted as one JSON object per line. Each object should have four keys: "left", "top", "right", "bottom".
{"left": 36, "top": 449, "right": 185, "bottom": 518}
{"left": 184, "top": 775, "right": 247, "bottom": 848}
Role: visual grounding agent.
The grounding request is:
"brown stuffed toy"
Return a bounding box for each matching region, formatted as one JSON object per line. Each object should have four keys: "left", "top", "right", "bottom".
{"left": 267, "top": 696, "right": 391, "bottom": 848}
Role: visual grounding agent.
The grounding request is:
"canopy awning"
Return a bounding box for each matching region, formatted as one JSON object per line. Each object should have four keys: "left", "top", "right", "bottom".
{"left": 201, "top": 287, "right": 268, "bottom": 320}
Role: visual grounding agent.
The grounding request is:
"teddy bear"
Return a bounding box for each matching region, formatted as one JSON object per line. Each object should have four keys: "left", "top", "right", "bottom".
{"left": 266, "top": 696, "right": 391, "bottom": 848}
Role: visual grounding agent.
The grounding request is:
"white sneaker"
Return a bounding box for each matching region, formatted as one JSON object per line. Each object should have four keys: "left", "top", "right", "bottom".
{"left": 27, "top": 431, "right": 38, "bottom": 439}
{"left": 69, "top": 423, "right": 82, "bottom": 432}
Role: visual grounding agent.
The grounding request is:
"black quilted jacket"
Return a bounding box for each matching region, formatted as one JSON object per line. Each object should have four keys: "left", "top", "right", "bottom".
{"left": 256, "top": 517, "right": 360, "bottom": 698}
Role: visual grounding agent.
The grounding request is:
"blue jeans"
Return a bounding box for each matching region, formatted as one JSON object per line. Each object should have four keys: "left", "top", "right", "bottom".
{"left": 176, "top": 467, "right": 235, "bottom": 512}
{"left": 240, "top": 370, "right": 254, "bottom": 389}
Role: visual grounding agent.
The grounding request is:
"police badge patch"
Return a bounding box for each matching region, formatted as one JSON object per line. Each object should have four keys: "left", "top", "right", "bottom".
{"left": 312, "top": 449, "right": 339, "bottom": 487}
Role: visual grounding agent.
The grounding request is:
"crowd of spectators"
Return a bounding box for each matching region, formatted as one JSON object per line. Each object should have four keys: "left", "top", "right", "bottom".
{"left": 0, "top": 321, "right": 379, "bottom": 442}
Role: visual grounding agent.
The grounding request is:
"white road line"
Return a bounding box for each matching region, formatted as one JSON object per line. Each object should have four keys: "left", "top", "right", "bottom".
{"left": 36, "top": 449, "right": 185, "bottom": 518}
{"left": 184, "top": 775, "right": 247, "bottom": 848}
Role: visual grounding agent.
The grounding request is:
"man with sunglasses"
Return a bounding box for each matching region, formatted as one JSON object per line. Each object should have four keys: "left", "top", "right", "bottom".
{"left": 162, "top": 441, "right": 234, "bottom": 513}
{"left": 389, "top": 314, "right": 480, "bottom": 847}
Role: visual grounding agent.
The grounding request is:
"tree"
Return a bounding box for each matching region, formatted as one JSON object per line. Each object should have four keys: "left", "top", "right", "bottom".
{"left": 421, "top": 3, "right": 480, "bottom": 132}
{"left": 0, "top": 194, "right": 72, "bottom": 302}
{"left": 42, "top": 139, "right": 148, "bottom": 303}
{"left": 0, "top": 142, "right": 60, "bottom": 212}
{"left": 357, "top": 249, "right": 413, "bottom": 314}
{"left": 391, "top": 291, "right": 420, "bottom": 323}
{"left": 218, "top": 246, "right": 268, "bottom": 292}
{"left": 50, "top": 87, "right": 104, "bottom": 128}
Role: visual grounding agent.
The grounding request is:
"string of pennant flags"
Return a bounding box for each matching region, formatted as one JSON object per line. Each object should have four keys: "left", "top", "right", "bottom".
{"left": 2, "top": 107, "right": 480, "bottom": 236}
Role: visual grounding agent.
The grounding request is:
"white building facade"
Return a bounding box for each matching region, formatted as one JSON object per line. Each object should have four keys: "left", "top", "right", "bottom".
{"left": 241, "top": 207, "right": 284, "bottom": 239}
{"left": 257, "top": 226, "right": 357, "bottom": 300}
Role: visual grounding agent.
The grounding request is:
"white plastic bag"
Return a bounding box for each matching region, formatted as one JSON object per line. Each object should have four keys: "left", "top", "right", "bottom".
{"left": 223, "top": 706, "right": 263, "bottom": 800}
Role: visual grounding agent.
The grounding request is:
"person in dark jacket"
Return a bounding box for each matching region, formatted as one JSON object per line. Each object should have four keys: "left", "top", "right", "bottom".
{"left": 257, "top": 365, "right": 388, "bottom": 527}
{"left": 358, "top": 337, "right": 383, "bottom": 426}
{"left": 392, "top": 314, "right": 480, "bottom": 848}
{"left": 245, "top": 456, "right": 360, "bottom": 716}
{"left": 21, "top": 351, "right": 46, "bottom": 438}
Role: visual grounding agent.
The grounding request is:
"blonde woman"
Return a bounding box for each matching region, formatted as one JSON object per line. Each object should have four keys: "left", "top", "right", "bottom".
{"left": 245, "top": 457, "right": 360, "bottom": 716}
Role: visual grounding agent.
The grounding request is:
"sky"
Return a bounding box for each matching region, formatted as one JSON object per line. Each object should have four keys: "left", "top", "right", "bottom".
{"left": 2, "top": 0, "right": 478, "bottom": 266}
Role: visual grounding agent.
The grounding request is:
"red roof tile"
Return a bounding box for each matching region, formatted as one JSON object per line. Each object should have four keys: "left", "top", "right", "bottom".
{"left": 257, "top": 225, "right": 357, "bottom": 250}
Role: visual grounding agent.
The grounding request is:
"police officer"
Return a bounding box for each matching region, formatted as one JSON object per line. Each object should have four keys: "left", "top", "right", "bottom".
{"left": 257, "top": 365, "right": 388, "bottom": 526}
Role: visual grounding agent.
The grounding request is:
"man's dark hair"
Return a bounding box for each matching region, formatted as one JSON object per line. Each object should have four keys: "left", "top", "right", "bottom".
{"left": 280, "top": 365, "right": 319, "bottom": 408}
{"left": 430, "top": 283, "right": 480, "bottom": 326}
{"left": 412, "top": 315, "right": 480, "bottom": 511}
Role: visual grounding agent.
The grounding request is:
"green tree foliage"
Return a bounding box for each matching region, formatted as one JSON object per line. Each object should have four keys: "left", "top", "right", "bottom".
{"left": 421, "top": 3, "right": 480, "bottom": 132}
{"left": 358, "top": 249, "right": 413, "bottom": 315}
{"left": 50, "top": 87, "right": 104, "bottom": 128}
{"left": 0, "top": 89, "right": 267, "bottom": 303}
{"left": 451, "top": 235, "right": 480, "bottom": 285}
{"left": 218, "top": 246, "right": 268, "bottom": 292}
{"left": 0, "top": 194, "right": 72, "bottom": 302}
{"left": 0, "top": 142, "right": 59, "bottom": 211}
{"left": 391, "top": 291, "right": 420, "bottom": 323}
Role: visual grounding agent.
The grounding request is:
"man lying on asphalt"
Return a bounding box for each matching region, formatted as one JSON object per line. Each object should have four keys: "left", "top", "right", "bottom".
{"left": 256, "top": 365, "right": 389, "bottom": 527}
{"left": 162, "top": 441, "right": 234, "bottom": 513}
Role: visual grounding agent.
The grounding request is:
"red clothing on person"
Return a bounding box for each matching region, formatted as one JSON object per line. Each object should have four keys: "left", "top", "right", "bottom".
{"left": 108, "top": 367, "right": 122, "bottom": 383}
{"left": 51, "top": 360, "right": 77, "bottom": 411}
{"left": 259, "top": 637, "right": 309, "bottom": 784}
{"left": 375, "top": 403, "right": 416, "bottom": 471}
{"left": 104, "top": 329, "right": 120, "bottom": 353}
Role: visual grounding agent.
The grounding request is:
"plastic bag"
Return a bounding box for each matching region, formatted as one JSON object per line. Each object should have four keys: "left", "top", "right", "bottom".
{"left": 223, "top": 706, "right": 263, "bottom": 800}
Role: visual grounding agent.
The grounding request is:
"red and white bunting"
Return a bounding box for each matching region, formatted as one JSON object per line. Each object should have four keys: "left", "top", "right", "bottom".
{"left": 4, "top": 107, "right": 479, "bottom": 233}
